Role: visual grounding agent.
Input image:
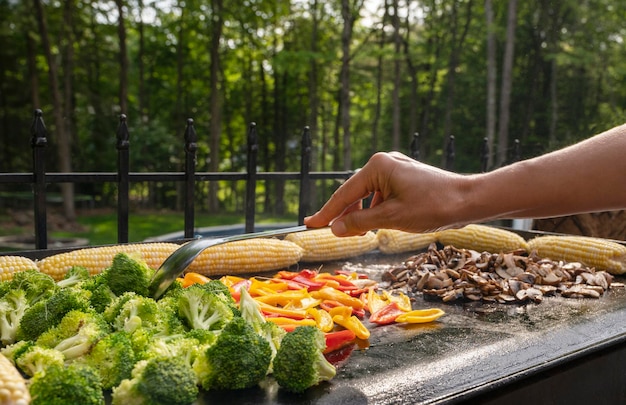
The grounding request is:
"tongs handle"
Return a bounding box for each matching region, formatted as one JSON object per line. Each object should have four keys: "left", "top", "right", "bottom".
{"left": 149, "top": 225, "right": 308, "bottom": 299}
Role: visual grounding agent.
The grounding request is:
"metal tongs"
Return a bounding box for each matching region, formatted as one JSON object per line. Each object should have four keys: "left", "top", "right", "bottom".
{"left": 148, "top": 224, "right": 309, "bottom": 299}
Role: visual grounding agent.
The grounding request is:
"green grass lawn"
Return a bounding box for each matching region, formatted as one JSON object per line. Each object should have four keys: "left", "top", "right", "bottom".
{"left": 0, "top": 209, "right": 298, "bottom": 250}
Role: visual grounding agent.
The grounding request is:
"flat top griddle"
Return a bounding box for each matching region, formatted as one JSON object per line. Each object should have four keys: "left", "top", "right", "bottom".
{"left": 196, "top": 250, "right": 626, "bottom": 405}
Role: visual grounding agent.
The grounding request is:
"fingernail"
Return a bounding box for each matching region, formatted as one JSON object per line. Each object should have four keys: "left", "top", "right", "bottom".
{"left": 332, "top": 220, "right": 347, "bottom": 236}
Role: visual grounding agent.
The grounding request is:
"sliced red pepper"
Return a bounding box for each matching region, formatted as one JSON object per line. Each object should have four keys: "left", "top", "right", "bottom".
{"left": 324, "top": 330, "right": 356, "bottom": 353}
{"left": 324, "top": 341, "right": 355, "bottom": 365}
{"left": 292, "top": 275, "right": 326, "bottom": 291}
{"left": 298, "top": 269, "right": 319, "bottom": 278}
{"left": 230, "top": 279, "right": 252, "bottom": 302}
{"left": 369, "top": 302, "right": 405, "bottom": 325}
{"left": 346, "top": 287, "right": 369, "bottom": 297}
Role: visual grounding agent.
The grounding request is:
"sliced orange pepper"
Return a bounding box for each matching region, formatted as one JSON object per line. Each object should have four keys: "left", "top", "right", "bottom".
{"left": 395, "top": 308, "right": 445, "bottom": 324}
{"left": 307, "top": 308, "right": 334, "bottom": 333}
{"left": 312, "top": 287, "right": 364, "bottom": 310}
{"left": 182, "top": 272, "right": 211, "bottom": 287}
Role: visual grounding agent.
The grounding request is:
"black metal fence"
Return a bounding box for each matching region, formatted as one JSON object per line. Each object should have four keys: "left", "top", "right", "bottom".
{"left": 0, "top": 110, "right": 520, "bottom": 252}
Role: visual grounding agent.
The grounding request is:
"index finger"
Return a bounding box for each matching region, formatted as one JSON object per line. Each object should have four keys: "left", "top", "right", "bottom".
{"left": 304, "top": 170, "right": 373, "bottom": 228}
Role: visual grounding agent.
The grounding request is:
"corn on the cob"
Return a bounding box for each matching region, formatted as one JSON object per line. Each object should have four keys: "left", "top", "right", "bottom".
{"left": 0, "top": 353, "right": 30, "bottom": 405}
{"left": 284, "top": 228, "right": 378, "bottom": 262}
{"left": 376, "top": 229, "right": 439, "bottom": 254}
{"left": 436, "top": 224, "right": 529, "bottom": 253}
{"left": 37, "top": 242, "right": 180, "bottom": 280}
{"left": 0, "top": 255, "right": 38, "bottom": 282}
{"left": 528, "top": 235, "right": 626, "bottom": 275}
{"left": 185, "top": 238, "right": 303, "bottom": 276}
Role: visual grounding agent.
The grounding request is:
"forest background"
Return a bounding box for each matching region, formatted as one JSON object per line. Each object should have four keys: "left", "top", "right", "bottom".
{"left": 0, "top": 0, "right": 625, "bottom": 233}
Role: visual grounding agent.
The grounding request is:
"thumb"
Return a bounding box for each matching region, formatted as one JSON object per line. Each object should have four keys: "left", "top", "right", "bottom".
{"left": 330, "top": 207, "right": 383, "bottom": 237}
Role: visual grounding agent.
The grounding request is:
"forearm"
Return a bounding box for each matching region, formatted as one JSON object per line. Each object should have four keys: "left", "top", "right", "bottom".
{"left": 460, "top": 123, "right": 626, "bottom": 223}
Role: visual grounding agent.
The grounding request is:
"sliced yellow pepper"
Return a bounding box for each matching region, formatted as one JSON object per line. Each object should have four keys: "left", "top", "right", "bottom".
{"left": 257, "top": 301, "right": 308, "bottom": 319}
{"left": 367, "top": 288, "right": 388, "bottom": 314}
{"left": 395, "top": 308, "right": 445, "bottom": 324}
{"left": 312, "top": 287, "right": 364, "bottom": 310}
{"left": 332, "top": 314, "right": 370, "bottom": 340}
{"left": 383, "top": 290, "right": 412, "bottom": 312}
{"left": 254, "top": 288, "right": 311, "bottom": 306}
{"left": 306, "top": 308, "right": 334, "bottom": 333}
{"left": 328, "top": 305, "right": 352, "bottom": 319}
{"left": 283, "top": 297, "right": 322, "bottom": 311}
{"left": 248, "top": 278, "right": 287, "bottom": 296}
{"left": 265, "top": 317, "right": 317, "bottom": 327}
{"left": 219, "top": 275, "right": 245, "bottom": 288}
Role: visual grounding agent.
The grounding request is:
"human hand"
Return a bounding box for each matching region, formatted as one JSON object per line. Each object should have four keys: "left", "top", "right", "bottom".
{"left": 304, "top": 152, "right": 467, "bottom": 236}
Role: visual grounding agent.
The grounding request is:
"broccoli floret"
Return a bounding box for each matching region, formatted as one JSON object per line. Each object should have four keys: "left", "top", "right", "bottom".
{"left": 103, "top": 291, "right": 137, "bottom": 323}
{"left": 178, "top": 284, "right": 234, "bottom": 331}
{"left": 272, "top": 325, "right": 336, "bottom": 393}
{"left": 184, "top": 328, "right": 217, "bottom": 346}
{"left": 0, "top": 289, "right": 29, "bottom": 346}
{"left": 238, "top": 287, "right": 286, "bottom": 372}
{"left": 112, "top": 295, "right": 159, "bottom": 334}
{"left": 29, "top": 363, "right": 105, "bottom": 405}
{"left": 80, "top": 272, "right": 116, "bottom": 313}
{"left": 105, "top": 252, "right": 155, "bottom": 297}
{"left": 158, "top": 278, "right": 184, "bottom": 301}
{"left": 9, "top": 269, "right": 58, "bottom": 305}
{"left": 17, "top": 287, "right": 92, "bottom": 341}
{"left": 193, "top": 316, "right": 271, "bottom": 390}
{"left": 36, "top": 310, "right": 110, "bottom": 361}
{"left": 151, "top": 296, "right": 186, "bottom": 339}
{"left": 15, "top": 345, "right": 64, "bottom": 377}
{"left": 199, "top": 279, "right": 240, "bottom": 316}
{"left": 0, "top": 339, "right": 33, "bottom": 363}
{"left": 56, "top": 265, "right": 91, "bottom": 289}
{"left": 111, "top": 356, "right": 198, "bottom": 405}
{"left": 82, "top": 330, "right": 136, "bottom": 389}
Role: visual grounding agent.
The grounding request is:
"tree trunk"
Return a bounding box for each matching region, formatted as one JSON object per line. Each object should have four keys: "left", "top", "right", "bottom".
{"left": 441, "top": 0, "right": 473, "bottom": 167}
{"left": 33, "top": 0, "right": 75, "bottom": 220}
{"left": 485, "top": 0, "right": 497, "bottom": 170}
{"left": 391, "top": 0, "right": 401, "bottom": 150}
{"left": 372, "top": 1, "right": 388, "bottom": 155}
{"left": 495, "top": 0, "right": 517, "bottom": 167}
{"left": 307, "top": 0, "right": 320, "bottom": 207}
{"left": 208, "top": 0, "right": 223, "bottom": 213}
{"left": 339, "top": 0, "right": 356, "bottom": 170}
{"left": 115, "top": 0, "right": 128, "bottom": 115}
{"left": 403, "top": 4, "right": 418, "bottom": 146}
{"left": 138, "top": 0, "right": 148, "bottom": 122}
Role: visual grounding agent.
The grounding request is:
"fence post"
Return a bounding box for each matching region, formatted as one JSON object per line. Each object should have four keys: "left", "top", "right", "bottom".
{"left": 410, "top": 132, "right": 420, "bottom": 160}
{"left": 445, "top": 135, "right": 456, "bottom": 171}
{"left": 31, "top": 109, "right": 48, "bottom": 249}
{"left": 298, "top": 126, "right": 312, "bottom": 225}
{"left": 183, "top": 118, "right": 197, "bottom": 239}
{"left": 116, "top": 114, "right": 130, "bottom": 244}
{"left": 245, "top": 122, "right": 258, "bottom": 233}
